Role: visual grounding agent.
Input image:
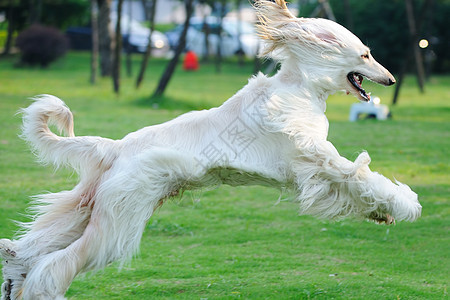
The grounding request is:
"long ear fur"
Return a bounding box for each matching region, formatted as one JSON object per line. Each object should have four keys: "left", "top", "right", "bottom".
{"left": 254, "top": 0, "right": 297, "bottom": 56}
{"left": 254, "top": 0, "right": 351, "bottom": 59}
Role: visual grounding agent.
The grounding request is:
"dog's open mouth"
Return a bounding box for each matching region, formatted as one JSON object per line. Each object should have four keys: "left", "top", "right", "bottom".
{"left": 347, "top": 72, "right": 370, "bottom": 102}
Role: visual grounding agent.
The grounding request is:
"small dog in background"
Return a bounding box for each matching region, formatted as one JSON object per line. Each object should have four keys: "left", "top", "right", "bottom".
{"left": 1, "top": 0, "right": 421, "bottom": 299}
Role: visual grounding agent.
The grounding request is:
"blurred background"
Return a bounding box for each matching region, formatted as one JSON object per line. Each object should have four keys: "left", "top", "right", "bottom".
{"left": 0, "top": 1, "right": 448, "bottom": 299}
{"left": 0, "top": 0, "right": 448, "bottom": 93}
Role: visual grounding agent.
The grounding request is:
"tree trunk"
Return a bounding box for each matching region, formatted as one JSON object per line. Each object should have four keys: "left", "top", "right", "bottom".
{"left": 201, "top": 10, "right": 210, "bottom": 62}
{"left": 28, "top": 0, "right": 42, "bottom": 24}
{"left": 140, "top": 0, "right": 151, "bottom": 20}
{"left": 405, "top": 0, "right": 425, "bottom": 93}
{"left": 252, "top": 40, "right": 262, "bottom": 75}
{"left": 125, "top": 0, "right": 133, "bottom": 77}
{"left": 90, "top": 0, "right": 99, "bottom": 84}
{"left": 391, "top": 51, "right": 411, "bottom": 105}
{"left": 310, "top": 0, "right": 335, "bottom": 20}
{"left": 392, "top": 0, "right": 433, "bottom": 104}
{"left": 113, "top": 0, "right": 124, "bottom": 94}
{"left": 2, "top": 0, "right": 15, "bottom": 56}
{"left": 236, "top": 0, "right": 245, "bottom": 66}
{"left": 97, "top": 0, "right": 113, "bottom": 77}
{"left": 215, "top": 1, "right": 226, "bottom": 73}
{"left": 318, "top": 0, "right": 335, "bottom": 21}
{"left": 136, "top": 0, "right": 157, "bottom": 89}
{"left": 152, "top": 0, "right": 194, "bottom": 99}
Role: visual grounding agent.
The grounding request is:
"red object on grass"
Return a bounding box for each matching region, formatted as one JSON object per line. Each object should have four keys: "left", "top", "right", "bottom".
{"left": 183, "top": 51, "right": 199, "bottom": 71}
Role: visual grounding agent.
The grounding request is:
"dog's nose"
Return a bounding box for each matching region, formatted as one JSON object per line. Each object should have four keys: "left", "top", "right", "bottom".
{"left": 388, "top": 77, "right": 396, "bottom": 86}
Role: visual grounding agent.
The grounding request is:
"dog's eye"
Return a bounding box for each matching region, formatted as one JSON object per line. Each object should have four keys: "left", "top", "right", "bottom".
{"left": 361, "top": 53, "right": 370, "bottom": 59}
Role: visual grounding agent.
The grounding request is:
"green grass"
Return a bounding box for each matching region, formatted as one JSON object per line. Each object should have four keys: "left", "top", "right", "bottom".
{"left": 0, "top": 52, "right": 448, "bottom": 299}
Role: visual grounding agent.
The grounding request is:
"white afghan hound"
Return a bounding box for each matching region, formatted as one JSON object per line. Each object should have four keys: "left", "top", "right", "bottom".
{"left": 0, "top": 1, "right": 421, "bottom": 299}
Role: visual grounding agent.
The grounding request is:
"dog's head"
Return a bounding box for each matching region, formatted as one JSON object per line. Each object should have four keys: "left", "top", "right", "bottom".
{"left": 254, "top": 0, "right": 395, "bottom": 101}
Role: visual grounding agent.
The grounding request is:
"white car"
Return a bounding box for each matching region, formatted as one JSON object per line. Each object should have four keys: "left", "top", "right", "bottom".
{"left": 110, "top": 14, "right": 169, "bottom": 54}
{"left": 166, "top": 16, "right": 260, "bottom": 57}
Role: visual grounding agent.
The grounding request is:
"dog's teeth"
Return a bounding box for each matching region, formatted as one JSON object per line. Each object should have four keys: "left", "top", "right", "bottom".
{"left": 358, "top": 75, "right": 363, "bottom": 83}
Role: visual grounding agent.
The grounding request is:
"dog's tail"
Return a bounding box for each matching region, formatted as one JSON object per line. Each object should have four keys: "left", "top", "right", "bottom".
{"left": 20, "top": 95, "right": 118, "bottom": 174}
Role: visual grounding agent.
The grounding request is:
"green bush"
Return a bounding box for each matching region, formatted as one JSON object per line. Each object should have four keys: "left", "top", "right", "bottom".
{"left": 15, "top": 24, "right": 68, "bottom": 67}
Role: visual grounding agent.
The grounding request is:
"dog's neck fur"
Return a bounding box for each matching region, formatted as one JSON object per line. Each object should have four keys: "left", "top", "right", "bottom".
{"left": 275, "top": 59, "right": 329, "bottom": 111}
{"left": 258, "top": 60, "right": 331, "bottom": 141}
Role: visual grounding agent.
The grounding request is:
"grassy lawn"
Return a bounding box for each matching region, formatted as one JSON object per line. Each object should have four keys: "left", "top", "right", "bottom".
{"left": 0, "top": 52, "right": 448, "bottom": 299}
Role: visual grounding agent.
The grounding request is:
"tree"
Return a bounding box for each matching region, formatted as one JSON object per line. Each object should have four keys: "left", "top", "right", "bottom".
{"left": 235, "top": 0, "right": 245, "bottom": 66}
{"left": 404, "top": 0, "right": 427, "bottom": 91}
{"left": 136, "top": 0, "right": 157, "bottom": 89}
{"left": 392, "top": 0, "right": 433, "bottom": 105}
{"left": 112, "top": 0, "right": 124, "bottom": 93}
{"left": 90, "top": 0, "right": 99, "bottom": 84}
{"left": 1, "top": 0, "right": 88, "bottom": 56}
{"left": 215, "top": 0, "right": 227, "bottom": 73}
{"left": 125, "top": 0, "right": 133, "bottom": 77}
{"left": 97, "top": 0, "right": 113, "bottom": 77}
{"left": 198, "top": 0, "right": 213, "bottom": 62}
{"left": 308, "top": 0, "right": 336, "bottom": 20}
{"left": 1, "top": 0, "right": 16, "bottom": 56}
{"left": 327, "top": 0, "right": 431, "bottom": 74}
{"left": 152, "top": 0, "right": 194, "bottom": 99}
{"left": 28, "top": 0, "right": 42, "bottom": 24}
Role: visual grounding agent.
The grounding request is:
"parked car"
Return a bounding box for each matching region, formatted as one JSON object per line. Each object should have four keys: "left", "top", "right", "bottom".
{"left": 66, "top": 14, "right": 169, "bottom": 55}
{"left": 165, "top": 16, "right": 260, "bottom": 57}
{"left": 110, "top": 14, "right": 169, "bottom": 54}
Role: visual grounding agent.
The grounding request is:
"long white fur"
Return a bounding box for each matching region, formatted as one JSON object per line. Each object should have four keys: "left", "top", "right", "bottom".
{"left": 0, "top": 1, "right": 421, "bottom": 299}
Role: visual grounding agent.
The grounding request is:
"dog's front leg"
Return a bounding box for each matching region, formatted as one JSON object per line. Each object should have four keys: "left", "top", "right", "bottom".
{"left": 292, "top": 140, "right": 421, "bottom": 223}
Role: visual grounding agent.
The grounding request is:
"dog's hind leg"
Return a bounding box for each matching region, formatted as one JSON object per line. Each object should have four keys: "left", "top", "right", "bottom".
{"left": 0, "top": 239, "right": 24, "bottom": 300}
{"left": 0, "top": 190, "right": 92, "bottom": 300}
{"left": 20, "top": 150, "right": 197, "bottom": 299}
{"left": 293, "top": 140, "right": 421, "bottom": 222}
{"left": 18, "top": 191, "right": 161, "bottom": 299}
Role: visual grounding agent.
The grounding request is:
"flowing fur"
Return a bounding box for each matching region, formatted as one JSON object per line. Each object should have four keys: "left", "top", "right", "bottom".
{"left": 1, "top": 1, "right": 421, "bottom": 299}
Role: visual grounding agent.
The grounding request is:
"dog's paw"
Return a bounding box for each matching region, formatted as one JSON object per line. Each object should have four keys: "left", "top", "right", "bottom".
{"left": 385, "top": 214, "right": 396, "bottom": 225}
{"left": 379, "top": 214, "right": 395, "bottom": 225}
{"left": 1, "top": 279, "right": 12, "bottom": 300}
{"left": 390, "top": 182, "right": 421, "bottom": 222}
{"left": 368, "top": 212, "right": 396, "bottom": 225}
{"left": 355, "top": 152, "right": 371, "bottom": 167}
{"left": 0, "top": 239, "right": 16, "bottom": 259}
{"left": 352, "top": 152, "right": 371, "bottom": 178}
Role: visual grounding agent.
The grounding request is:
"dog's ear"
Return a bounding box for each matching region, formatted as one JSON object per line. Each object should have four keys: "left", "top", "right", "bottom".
{"left": 254, "top": 0, "right": 296, "bottom": 23}
{"left": 296, "top": 20, "right": 343, "bottom": 47}
{"left": 255, "top": 1, "right": 345, "bottom": 57}
{"left": 254, "top": 0, "right": 297, "bottom": 55}
{"left": 254, "top": 0, "right": 296, "bottom": 40}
